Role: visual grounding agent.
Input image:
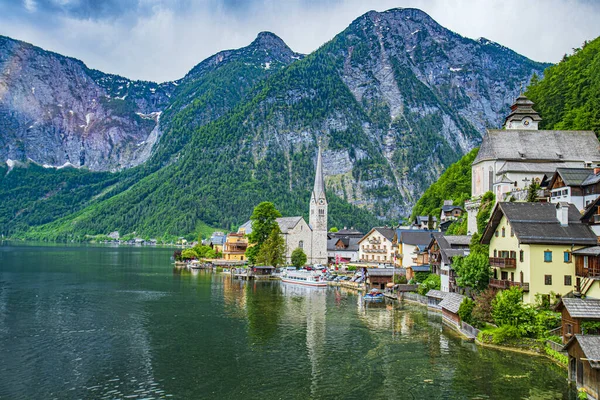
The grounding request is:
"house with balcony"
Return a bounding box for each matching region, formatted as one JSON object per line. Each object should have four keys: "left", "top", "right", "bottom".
{"left": 223, "top": 233, "right": 249, "bottom": 261}
{"left": 439, "top": 200, "right": 464, "bottom": 223}
{"left": 357, "top": 227, "right": 396, "bottom": 266}
{"left": 481, "top": 202, "right": 598, "bottom": 304}
{"left": 571, "top": 247, "right": 600, "bottom": 299}
{"left": 562, "top": 335, "right": 600, "bottom": 400}
{"left": 327, "top": 236, "right": 361, "bottom": 265}
{"left": 395, "top": 230, "right": 434, "bottom": 269}
{"left": 555, "top": 298, "right": 600, "bottom": 344}
{"left": 428, "top": 233, "right": 472, "bottom": 292}
{"left": 547, "top": 168, "right": 600, "bottom": 211}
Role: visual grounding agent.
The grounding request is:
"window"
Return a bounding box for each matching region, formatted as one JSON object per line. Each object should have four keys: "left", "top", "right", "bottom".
{"left": 495, "top": 230, "right": 499, "bottom": 237}
{"left": 565, "top": 275, "right": 572, "bottom": 286}
{"left": 494, "top": 249, "right": 497, "bottom": 257}
{"left": 510, "top": 272, "right": 514, "bottom": 282}
{"left": 299, "top": 240, "right": 303, "bottom": 249}
{"left": 564, "top": 251, "right": 572, "bottom": 263}
{"left": 519, "top": 250, "right": 524, "bottom": 262}
{"left": 544, "top": 251, "right": 552, "bottom": 262}
{"left": 502, "top": 227, "right": 505, "bottom": 237}
{"left": 319, "top": 209, "right": 325, "bottom": 216}
{"left": 566, "top": 324, "right": 573, "bottom": 335}
{"left": 544, "top": 274, "right": 552, "bottom": 285}
{"left": 510, "top": 228, "right": 514, "bottom": 237}
{"left": 510, "top": 251, "right": 516, "bottom": 260}
{"left": 501, "top": 271, "right": 508, "bottom": 280}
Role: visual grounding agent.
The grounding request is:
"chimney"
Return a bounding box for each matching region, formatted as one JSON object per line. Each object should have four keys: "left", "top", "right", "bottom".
{"left": 556, "top": 202, "right": 569, "bottom": 226}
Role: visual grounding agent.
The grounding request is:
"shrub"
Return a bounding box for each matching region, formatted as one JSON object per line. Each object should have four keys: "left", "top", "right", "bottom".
{"left": 458, "top": 298, "right": 475, "bottom": 325}
{"left": 535, "top": 310, "right": 561, "bottom": 338}
{"left": 418, "top": 274, "right": 441, "bottom": 295}
{"left": 472, "top": 288, "right": 496, "bottom": 324}
{"left": 347, "top": 265, "right": 357, "bottom": 271}
{"left": 492, "top": 286, "right": 535, "bottom": 335}
{"left": 479, "top": 325, "right": 522, "bottom": 345}
{"left": 394, "top": 275, "right": 407, "bottom": 284}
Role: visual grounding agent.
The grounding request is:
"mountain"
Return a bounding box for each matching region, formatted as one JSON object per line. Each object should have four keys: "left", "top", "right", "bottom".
{"left": 1, "top": 8, "right": 551, "bottom": 240}
{"left": 525, "top": 36, "right": 600, "bottom": 135}
{"left": 0, "top": 35, "right": 174, "bottom": 171}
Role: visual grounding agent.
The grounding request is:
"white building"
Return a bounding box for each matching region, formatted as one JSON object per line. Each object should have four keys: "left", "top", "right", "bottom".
{"left": 467, "top": 95, "right": 600, "bottom": 233}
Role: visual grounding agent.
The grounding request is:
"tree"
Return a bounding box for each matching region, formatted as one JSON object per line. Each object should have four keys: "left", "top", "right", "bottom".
{"left": 472, "top": 288, "right": 496, "bottom": 324}
{"left": 453, "top": 252, "right": 491, "bottom": 291}
{"left": 417, "top": 274, "right": 441, "bottom": 295}
{"left": 458, "top": 298, "right": 475, "bottom": 325}
{"left": 291, "top": 247, "right": 307, "bottom": 268}
{"left": 329, "top": 227, "right": 338, "bottom": 233}
{"left": 181, "top": 248, "right": 199, "bottom": 260}
{"left": 246, "top": 202, "right": 282, "bottom": 264}
{"left": 491, "top": 286, "right": 534, "bottom": 334}
{"left": 476, "top": 191, "right": 495, "bottom": 234}
{"left": 427, "top": 214, "right": 434, "bottom": 230}
{"left": 526, "top": 178, "right": 541, "bottom": 202}
{"left": 256, "top": 225, "right": 285, "bottom": 268}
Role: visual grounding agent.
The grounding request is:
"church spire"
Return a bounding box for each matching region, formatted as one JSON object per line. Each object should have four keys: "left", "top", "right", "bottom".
{"left": 313, "top": 142, "right": 325, "bottom": 199}
{"left": 503, "top": 93, "right": 542, "bottom": 130}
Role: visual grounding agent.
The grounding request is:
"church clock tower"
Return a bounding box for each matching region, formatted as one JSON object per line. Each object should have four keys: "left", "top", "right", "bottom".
{"left": 309, "top": 142, "right": 328, "bottom": 265}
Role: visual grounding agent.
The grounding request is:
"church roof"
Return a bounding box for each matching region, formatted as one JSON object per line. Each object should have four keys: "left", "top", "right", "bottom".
{"left": 276, "top": 217, "right": 306, "bottom": 233}
{"left": 474, "top": 129, "right": 600, "bottom": 165}
{"left": 496, "top": 161, "right": 564, "bottom": 175}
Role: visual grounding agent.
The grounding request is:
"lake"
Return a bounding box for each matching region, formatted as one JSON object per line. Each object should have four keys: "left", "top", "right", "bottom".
{"left": 0, "top": 243, "right": 576, "bottom": 399}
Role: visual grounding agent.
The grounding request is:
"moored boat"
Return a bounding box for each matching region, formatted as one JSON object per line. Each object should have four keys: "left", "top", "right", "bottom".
{"left": 281, "top": 270, "right": 327, "bottom": 287}
{"left": 363, "top": 289, "right": 384, "bottom": 301}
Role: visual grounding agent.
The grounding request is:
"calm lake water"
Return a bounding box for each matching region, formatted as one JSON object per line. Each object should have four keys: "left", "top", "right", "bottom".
{"left": 0, "top": 243, "right": 576, "bottom": 399}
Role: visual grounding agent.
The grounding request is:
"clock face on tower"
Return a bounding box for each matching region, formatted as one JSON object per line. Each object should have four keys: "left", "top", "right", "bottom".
{"left": 319, "top": 199, "right": 324, "bottom": 205}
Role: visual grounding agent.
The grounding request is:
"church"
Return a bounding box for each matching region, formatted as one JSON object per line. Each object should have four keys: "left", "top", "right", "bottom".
{"left": 466, "top": 94, "right": 600, "bottom": 233}
{"left": 240, "top": 144, "right": 328, "bottom": 265}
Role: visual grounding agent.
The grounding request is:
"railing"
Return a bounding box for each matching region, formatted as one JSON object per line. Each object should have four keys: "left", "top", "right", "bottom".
{"left": 362, "top": 249, "right": 386, "bottom": 253}
{"left": 489, "top": 278, "right": 529, "bottom": 292}
{"left": 489, "top": 257, "right": 516, "bottom": 268}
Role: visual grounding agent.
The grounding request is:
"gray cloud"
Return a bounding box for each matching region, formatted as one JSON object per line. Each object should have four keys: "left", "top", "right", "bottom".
{"left": 0, "top": 0, "right": 598, "bottom": 82}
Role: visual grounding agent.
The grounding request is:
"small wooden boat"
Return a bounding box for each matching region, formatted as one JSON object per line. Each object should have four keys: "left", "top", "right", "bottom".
{"left": 364, "top": 289, "right": 384, "bottom": 301}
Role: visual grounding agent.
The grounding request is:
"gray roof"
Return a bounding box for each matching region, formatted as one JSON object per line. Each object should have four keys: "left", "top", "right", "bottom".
{"left": 474, "top": 129, "right": 600, "bottom": 165}
{"left": 503, "top": 95, "right": 542, "bottom": 126}
{"left": 426, "top": 289, "right": 448, "bottom": 299}
{"left": 573, "top": 246, "right": 600, "bottom": 256}
{"left": 445, "top": 236, "right": 472, "bottom": 246}
{"left": 311, "top": 145, "right": 326, "bottom": 201}
{"left": 582, "top": 172, "right": 600, "bottom": 187}
{"left": 327, "top": 237, "right": 360, "bottom": 252}
{"left": 439, "top": 293, "right": 465, "bottom": 314}
{"left": 276, "top": 217, "right": 305, "bottom": 233}
{"left": 441, "top": 205, "right": 463, "bottom": 212}
{"left": 367, "top": 268, "right": 402, "bottom": 277}
{"left": 481, "top": 202, "right": 597, "bottom": 246}
{"left": 429, "top": 233, "right": 471, "bottom": 265}
{"left": 559, "top": 298, "right": 600, "bottom": 319}
{"left": 496, "top": 161, "right": 564, "bottom": 175}
{"left": 416, "top": 216, "right": 437, "bottom": 224}
{"left": 551, "top": 168, "right": 594, "bottom": 187}
{"left": 238, "top": 220, "right": 253, "bottom": 235}
{"left": 359, "top": 227, "right": 396, "bottom": 242}
{"left": 398, "top": 230, "right": 434, "bottom": 246}
{"left": 409, "top": 265, "right": 431, "bottom": 272}
{"left": 563, "top": 335, "right": 600, "bottom": 368}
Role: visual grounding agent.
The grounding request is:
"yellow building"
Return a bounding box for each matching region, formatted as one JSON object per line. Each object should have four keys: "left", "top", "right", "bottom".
{"left": 481, "top": 202, "right": 597, "bottom": 304}
{"left": 223, "top": 233, "right": 249, "bottom": 261}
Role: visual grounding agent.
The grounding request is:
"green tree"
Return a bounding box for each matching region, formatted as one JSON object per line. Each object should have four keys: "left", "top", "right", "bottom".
{"left": 329, "top": 227, "right": 339, "bottom": 233}
{"left": 417, "top": 274, "right": 441, "bottom": 295}
{"left": 256, "top": 225, "right": 285, "bottom": 267}
{"left": 181, "top": 248, "right": 199, "bottom": 260}
{"left": 476, "top": 191, "right": 495, "bottom": 234}
{"left": 491, "top": 286, "right": 534, "bottom": 334}
{"left": 453, "top": 252, "right": 491, "bottom": 291}
{"left": 526, "top": 179, "right": 541, "bottom": 202}
{"left": 291, "top": 247, "right": 307, "bottom": 268}
{"left": 247, "top": 202, "right": 282, "bottom": 264}
{"left": 458, "top": 297, "right": 476, "bottom": 325}
{"left": 472, "top": 288, "right": 496, "bottom": 324}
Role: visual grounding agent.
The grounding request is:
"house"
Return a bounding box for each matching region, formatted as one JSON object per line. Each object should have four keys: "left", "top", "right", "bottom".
{"left": 205, "top": 232, "right": 226, "bottom": 253}
{"left": 547, "top": 168, "right": 600, "bottom": 211}
{"left": 223, "top": 233, "right": 249, "bottom": 261}
{"left": 426, "top": 289, "right": 448, "bottom": 310}
{"left": 366, "top": 268, "right": 402, "bottom": 290}
{"left": 466, "top": 94, "right": 600, "bottom": 233}
{"left": 328, "top": 227, "right": 364, "bottom": 239}
{"left": 395, "top": 230, "right": 434, "bottom": 269}
{"left": 440, "top": 200, "right": 464, "bottom": 223}
{"left": 563, "top": 335, "right": 600, "bottom": 399}
{"left": 327, "top": 236, "right": 360, "bottom": 265}
{"left": 414, "top": 216, "right": 437, "bottom": 229}
{"left": 439, "top": 292, "right": 466, "bottom": 328}
{"left": 556, "top": 298, "right": 600, "bottom": 344}
{"left": 581, "top": 196, "right": 600, "bottom": 236}
{"left": 357, "top": 227, "right": 396, "bottom": 266}
{"left": 481, "top": 202, "right": 598, "bottom": 304}
{"left": 428, "top": 234, "right": 472, "bottom": 292}
{"left": 571, "top": 247, "right": 600, "bottom": 299}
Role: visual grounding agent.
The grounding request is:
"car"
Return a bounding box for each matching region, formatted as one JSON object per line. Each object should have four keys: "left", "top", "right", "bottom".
{"left": 305, "top": 266, "right": 314, "bottom": 271}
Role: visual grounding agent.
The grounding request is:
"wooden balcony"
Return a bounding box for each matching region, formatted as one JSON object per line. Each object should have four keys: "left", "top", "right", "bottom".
{"left": 575, "top": 255, "right": 600, "bottom": 278}
{"left": 363, "top": 248, "right": 386, "bottom": 254}
{"left": 489, "top": 278, "right": 529, "bottom": 292}
{"left": 489, "top": 257, "right": 516, "bottom": 268}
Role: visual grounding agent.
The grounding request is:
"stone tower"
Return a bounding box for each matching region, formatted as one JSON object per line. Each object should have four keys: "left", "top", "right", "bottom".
{"left": 309, "top": 143, "right": 328, "bottom": 265}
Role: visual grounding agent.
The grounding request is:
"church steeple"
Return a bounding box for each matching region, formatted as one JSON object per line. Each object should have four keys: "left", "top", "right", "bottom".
{"left": 312, "top": 144, "right": 326, "bottom": 202}
{"left": 503, "top": 94, "right": 542, "bottom": 130}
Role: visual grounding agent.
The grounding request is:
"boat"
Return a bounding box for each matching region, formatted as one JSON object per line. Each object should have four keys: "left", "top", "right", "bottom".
{"left": 364, "top": 289, "right": 385, "bottom": 301}
{"left": 281, "top": 270, "right": 327, "bottom": 287}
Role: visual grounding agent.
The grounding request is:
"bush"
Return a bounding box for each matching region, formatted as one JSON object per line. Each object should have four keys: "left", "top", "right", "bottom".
{"left": 492, "top": 286, "right": 535, "bottom": 335}
{"left": 535, "top": 310, "right": 561, "bottom": 338}
{"left": 347, "top": 265, "right": 357, "bottom": 271}
{"left": 418, "top": 274, "right": 441, "bottom": 295}
{"left": 472, "top": 288, "right": 496, "bottom": 324}
{"left": 458, "top": 298, "right": 475, "bottom": 325}
{"left": 479, "top": 325, "right": 522, "bottom": 345}
{"left": 414, "top": 271, "right": 431, "bottom": 283}
{"left": 394, "top": 275, "right": 407, "bottom": 284}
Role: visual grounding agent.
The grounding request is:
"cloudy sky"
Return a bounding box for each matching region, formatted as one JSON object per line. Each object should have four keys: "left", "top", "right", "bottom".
{"left": 0, "top": 0, "right": 598, "bottom": 82}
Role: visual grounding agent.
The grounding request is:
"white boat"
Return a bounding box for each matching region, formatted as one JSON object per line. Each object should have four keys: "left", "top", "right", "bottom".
{"left": 281, "top": 270, "right": 327, "bottom": 287}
